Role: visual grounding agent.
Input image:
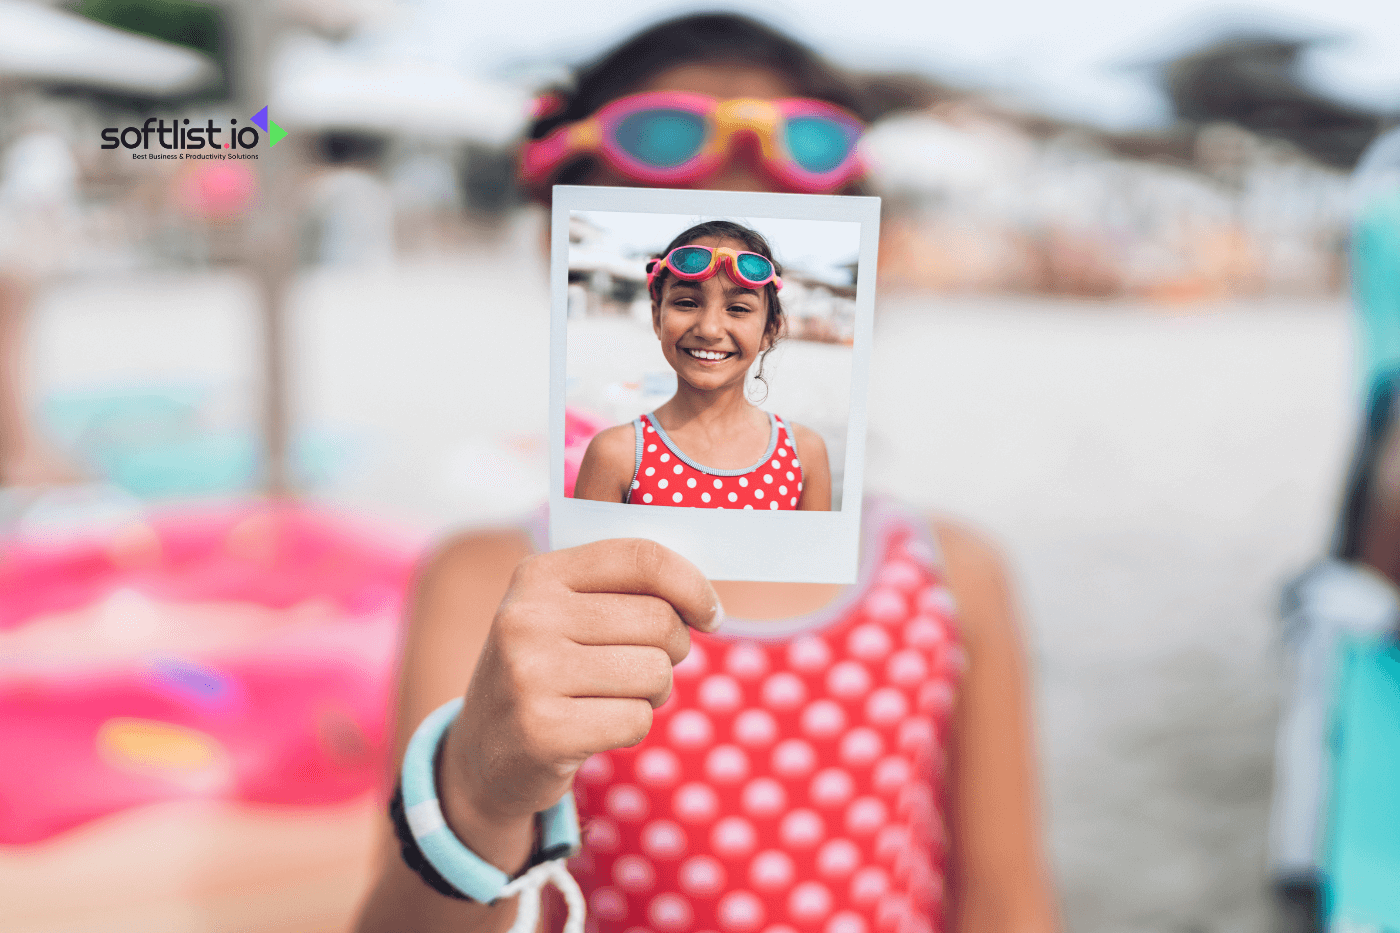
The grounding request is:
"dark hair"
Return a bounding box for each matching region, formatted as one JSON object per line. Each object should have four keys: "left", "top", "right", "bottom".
{"left": 524, "top": 13, "right": 870, "bottom": 195}
{"left": 650, "top": 219, "right": 785, "bottom": 400}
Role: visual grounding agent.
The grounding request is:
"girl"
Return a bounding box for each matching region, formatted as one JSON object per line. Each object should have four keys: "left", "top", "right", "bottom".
{"left": 356, "top": 13, "right": 1058, "bottom": 933}
{"left": 573, "top": 219, "right": 832, "bottom": 511}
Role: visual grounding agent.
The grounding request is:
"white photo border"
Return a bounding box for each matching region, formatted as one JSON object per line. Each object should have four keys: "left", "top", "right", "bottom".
{"left": 549, "top": 186, "right": 879, "bottom": 583}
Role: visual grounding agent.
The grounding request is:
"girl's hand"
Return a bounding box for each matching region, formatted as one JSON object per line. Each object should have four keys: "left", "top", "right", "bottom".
{"left": 439, "top": 538, "right": 722, "bottom": 834}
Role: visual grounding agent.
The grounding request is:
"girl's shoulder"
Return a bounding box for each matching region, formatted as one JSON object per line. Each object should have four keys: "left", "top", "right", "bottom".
{"left": 927, "top": 515, "right": 1019, "bottom": 656}
{"left": 588, "top": 421, "right": 639, "bottom": 451}
{"left": 779, "top": 418, "right": 828, "bottom": 460}
{"left": 780, "top": 418, "right": 818, "bottom": 441}
{"left": 582, "top": 422, "right": 640, "bottom": 469}
{"left": 772, "top": 414, "right": 810, "bottom": 436}
{"left": 575, "top": 422, "right": 643, "bottom": 502}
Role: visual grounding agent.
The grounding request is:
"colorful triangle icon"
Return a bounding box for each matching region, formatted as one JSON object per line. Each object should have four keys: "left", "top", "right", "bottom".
{"left": 250, "top": 106, "right": 287, "bottom": 147}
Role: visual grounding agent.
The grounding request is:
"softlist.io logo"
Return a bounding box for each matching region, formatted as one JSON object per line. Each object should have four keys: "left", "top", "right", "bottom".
{"left": 102, "top": 106, "right": 286, "bottom": 161}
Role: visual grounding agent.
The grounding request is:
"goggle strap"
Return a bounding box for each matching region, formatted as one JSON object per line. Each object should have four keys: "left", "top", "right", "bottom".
{"left": 519, "top": 127, "right": 575, "bottom": 185}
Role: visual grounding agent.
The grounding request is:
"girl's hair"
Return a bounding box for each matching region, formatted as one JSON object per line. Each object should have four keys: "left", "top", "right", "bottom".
{"left": 650, "top": 219, "right": 785, "bottom": 400}
{"left": 525, "top": 13, "right": 870, "bottom": 195}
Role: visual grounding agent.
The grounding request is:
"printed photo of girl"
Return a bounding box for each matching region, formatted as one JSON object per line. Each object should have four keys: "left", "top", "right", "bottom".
{"left": 572, "top": 219, "right": 834, "bottom": 511}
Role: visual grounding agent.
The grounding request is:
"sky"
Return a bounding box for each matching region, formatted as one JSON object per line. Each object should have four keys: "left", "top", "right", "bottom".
{"left": 389, "top": 0, "right": 1400, "bottom": 131}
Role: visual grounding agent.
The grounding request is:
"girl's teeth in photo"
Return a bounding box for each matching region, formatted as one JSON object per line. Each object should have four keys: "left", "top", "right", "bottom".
{"left": 687, "top": 349, "right": 730, "bottom": 361}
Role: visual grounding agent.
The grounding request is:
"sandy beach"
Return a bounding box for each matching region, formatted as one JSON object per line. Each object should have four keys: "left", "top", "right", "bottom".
{"left": 18, "top": 220, "right": 1357, "bottom": 930}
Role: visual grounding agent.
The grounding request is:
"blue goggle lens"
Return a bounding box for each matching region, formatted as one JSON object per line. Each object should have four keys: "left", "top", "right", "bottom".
{"left": 669, "top": 247, "right": 714, "bottom": 274}
{"left": 734, "top": 253, "right": 774, "bottom": 282}
{"left": 784, "top": 117, "right": 855, "bottom": 174}
{"left": 615, "top": 110, "right": 707, "bottom": 168}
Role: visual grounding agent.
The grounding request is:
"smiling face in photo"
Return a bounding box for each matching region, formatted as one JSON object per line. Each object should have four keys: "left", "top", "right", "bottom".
{"left": 651, "top": 236, "right": 775, "bottom": 393}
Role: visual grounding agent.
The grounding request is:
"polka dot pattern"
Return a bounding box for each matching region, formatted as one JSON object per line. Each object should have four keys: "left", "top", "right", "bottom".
{"left": 636, "top": 748, "right": 682, "bottom": 787}
{"left": 750, "top": 849, "right": 796, "bottom": 891}
{"left": 627, "top": 413, "right": 804, "bottom": 510}
{"left": 569, "top": 516, "right": 961, "bottom": 933}
{"left": 680, "top": 855, "right": 727, "bottom": 897}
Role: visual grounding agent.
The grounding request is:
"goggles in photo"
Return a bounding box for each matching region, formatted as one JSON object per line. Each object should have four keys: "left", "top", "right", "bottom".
{"left": 646, "top": 245, "right": 784, "bottom": 293}
{"left": 521, "top": 92, "right": 866, "bottom": 194}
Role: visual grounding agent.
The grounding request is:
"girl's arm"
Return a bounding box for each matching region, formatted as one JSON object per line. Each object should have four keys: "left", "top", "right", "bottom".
{"left": 573, "top": 423, "right": 637, "bottom": 502}
{"left": 790, "top": 422, "right": 832, "bottom": 511}
{"left": 355, "top": 534, "right": 719, "bottom": 933}
{"left": 355, "top": 530, "right": 540, "bottom": 933}
{"left": 934, "top": 519, "right": 1060, "bottom": 933}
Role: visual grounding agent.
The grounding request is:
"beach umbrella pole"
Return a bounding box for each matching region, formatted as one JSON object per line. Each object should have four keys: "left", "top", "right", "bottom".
{"left": 236, "top": 0, "right": 293, "bottom": 497}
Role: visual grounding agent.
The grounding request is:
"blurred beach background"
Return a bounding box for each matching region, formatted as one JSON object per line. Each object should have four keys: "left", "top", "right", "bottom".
{"left": 1, "top": 0, "right": 1395, "bottom": 930}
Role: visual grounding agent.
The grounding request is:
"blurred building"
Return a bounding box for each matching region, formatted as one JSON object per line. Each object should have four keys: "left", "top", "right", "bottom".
{"left": 780, "top": 273, "right": 857, "bottom": 344}
{"left": 566, "top": 214, "right": 648, "bottom": 320}
{"left": 869, "top": 96, "right": 1355, "bottom": 301}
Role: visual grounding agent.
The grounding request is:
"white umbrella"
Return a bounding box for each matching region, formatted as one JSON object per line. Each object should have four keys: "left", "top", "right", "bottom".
{"left": 269, "top": 36, "right": 528, "bottom": 146}
{"left": 0, "top": 0, "right": 217, "bottom": 95}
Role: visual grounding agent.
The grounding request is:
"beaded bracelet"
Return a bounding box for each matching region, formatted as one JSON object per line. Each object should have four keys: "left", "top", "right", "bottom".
{"left": 396, "top": 697, "right": 586, "bottom": 931}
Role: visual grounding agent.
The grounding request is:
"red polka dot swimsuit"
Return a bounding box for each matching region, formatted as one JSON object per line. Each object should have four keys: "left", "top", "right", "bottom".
{"left": 627, "top": 412, "right": 805, "bottom": 510}
{"left": 563, "top": 503, "right": 965, "bottom": 933}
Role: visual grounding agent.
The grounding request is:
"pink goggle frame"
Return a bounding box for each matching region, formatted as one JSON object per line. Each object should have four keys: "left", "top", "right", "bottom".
{"left": 646, "top": 245, "right": 784, "bottom": 295}
{"left": 520, "top": 92, "right": 866, "bottom": 195}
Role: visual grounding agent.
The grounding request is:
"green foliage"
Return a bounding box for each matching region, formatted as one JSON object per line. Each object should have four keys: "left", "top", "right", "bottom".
{"left": 74, "top": 0, "right": 224, "bottom": 59}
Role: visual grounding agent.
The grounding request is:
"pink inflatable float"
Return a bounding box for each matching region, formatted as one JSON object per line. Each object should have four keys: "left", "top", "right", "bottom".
{"left": 564, "top": 406, "right": 610, "bottom": 497}
{"left": 0, "top": 505, "right": 417, "bottom": 845}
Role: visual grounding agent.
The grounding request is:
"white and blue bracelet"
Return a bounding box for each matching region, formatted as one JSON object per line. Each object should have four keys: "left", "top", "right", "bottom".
{"left": 395, "top": 697, "right": 586, "bottom": 931}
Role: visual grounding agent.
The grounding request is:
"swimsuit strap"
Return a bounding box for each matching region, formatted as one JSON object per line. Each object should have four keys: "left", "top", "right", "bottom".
{"left": 624, "top": 418, "right": 645, "bottom": 504}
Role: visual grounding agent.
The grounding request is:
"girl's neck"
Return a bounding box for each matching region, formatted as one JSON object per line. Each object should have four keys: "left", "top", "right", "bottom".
{"left": 652, "top": 381, "right": 771, "bottom": 472}
{"left": 656, "top": 380, "right": 758, "bottom": 430}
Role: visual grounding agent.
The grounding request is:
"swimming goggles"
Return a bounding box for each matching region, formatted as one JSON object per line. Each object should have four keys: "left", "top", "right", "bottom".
{"left": 520, "top": 92, "right": 865, "bottom": 194}
{"left": 646, "top": 244, "right": 784, "bottom": 292}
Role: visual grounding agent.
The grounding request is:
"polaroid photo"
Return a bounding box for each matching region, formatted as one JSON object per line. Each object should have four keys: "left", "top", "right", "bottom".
{"left": 548, "top": 186, "right": 879, "bottom": 583}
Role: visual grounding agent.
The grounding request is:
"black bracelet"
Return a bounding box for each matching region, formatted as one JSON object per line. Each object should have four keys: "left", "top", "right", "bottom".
{"left": 389, "top": 783, "right": 571, "bottom": 903}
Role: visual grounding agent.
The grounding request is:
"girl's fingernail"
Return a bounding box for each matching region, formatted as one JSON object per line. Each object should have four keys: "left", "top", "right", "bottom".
{"left": 708, "top": 603, "right": 725, "bottom": 632}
